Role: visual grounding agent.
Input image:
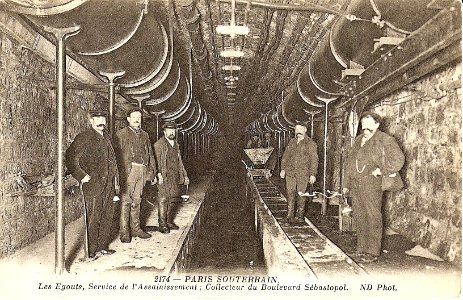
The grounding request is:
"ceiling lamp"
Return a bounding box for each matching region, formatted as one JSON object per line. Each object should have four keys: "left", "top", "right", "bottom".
{"left": 224, "top": 76, "right": 239, "bottom": 81}
{"left": 222, "top": 65, "right": 241, "bottom": 71}
{"left": 227, "top": 92, "right": 236, "bottom": 96}
{"left": 216, "top": 25, "right": 250, "bottom": 37}
{"left": 215, "top": 0, "right": 250, "bottom": 39}
{"left": 220, "top": 49, "right": 244, "bottom": 58}
{"left": 225, "top": 81, "right": 236, "bottom": 86}
{"left": 226, "top": 85, "right": 237, "bottom": 89}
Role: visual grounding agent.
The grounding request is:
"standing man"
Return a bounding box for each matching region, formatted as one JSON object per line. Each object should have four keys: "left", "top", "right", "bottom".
{"left": 154, "top": 121, "right": 189, "bottom": 234}
{"left": 280, "top": 121, "right": 318, "bottom": 224}
{"left": 115, "top": 107, "right": 157, "bottom": 242}
{"left": 344, "top": 111, "right": 405, "bottom": 263}
{"left": 65, "top": 110, "right": 119, "bottom": 258}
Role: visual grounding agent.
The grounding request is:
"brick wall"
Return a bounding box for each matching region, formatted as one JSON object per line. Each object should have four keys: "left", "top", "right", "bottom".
{"left": 328, "top": 62, "right": 461, "bottom": 265}
{"left": 0, "top": 29, "right": 102, "bottom": 258}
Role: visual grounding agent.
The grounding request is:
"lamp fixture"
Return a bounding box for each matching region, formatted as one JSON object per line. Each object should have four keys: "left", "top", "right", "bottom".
{"left": 215, "top": 0, "right": 250, "bottom": 38}
{"left": 216, "top": 25, "right": 250, "bottom": 37}
{"left": 220, "top": 49, "right": 245, "bottom": 58}
{"left": 222, "top": 65, "right": 241, "bottom": 71}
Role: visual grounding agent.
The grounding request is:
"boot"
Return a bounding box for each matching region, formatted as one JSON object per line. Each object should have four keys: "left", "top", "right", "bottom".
{"left": 166, "top": 200, "right": 179, "bottom": 230}
{"left": 286, "top": 194, "right": 295, "bottom": 223}
{"left": 167, "top": 222, "right": 179, "bottom": 230}
{"left": 158, "top": 197, "right": 170, "bottom": 234}
{"left": 295, "top": 196, "right": 306, "bottom": 224}
{"left": 120, "top": 202, "right": 132, "bottom": 243}
{"left": 131, "top": 202, "right": 151, "bottom": 239}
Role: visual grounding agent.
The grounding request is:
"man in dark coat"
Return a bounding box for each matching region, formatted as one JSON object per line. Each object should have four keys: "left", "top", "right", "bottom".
{"left": 344, "top": 111, "right": 405, "bottom": 263}
{"left": 65, "top": 110, "right": 119, "bottom": 258}
{"left": 280, "top": 121, "right": 318, "bottom": 224}
{"left": 153, "top": 121, "right": 189, "bottom": 234}
{"left": 115, "top": 107, "right": 157, "bottom": 242}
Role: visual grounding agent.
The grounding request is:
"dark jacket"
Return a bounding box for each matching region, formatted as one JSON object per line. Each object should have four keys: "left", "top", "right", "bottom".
{"left": 344, "top": 130, "right": 405, "bottom": 190}
{"left": 65, "top": 128, "right": 118, "bottom": 190}
{"left": 153, "top": 136, "right": 188, "bottom": 184}
{"left": 115, "top": 127, "right": 156, "bottom": 187}
{"left": 281, "top": 135, "right": 318, "bottom": 191}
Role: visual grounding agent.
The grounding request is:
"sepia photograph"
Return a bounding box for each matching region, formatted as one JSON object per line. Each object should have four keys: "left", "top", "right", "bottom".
{"left": 0, "top": 0, "right": 461, "bottom": 299}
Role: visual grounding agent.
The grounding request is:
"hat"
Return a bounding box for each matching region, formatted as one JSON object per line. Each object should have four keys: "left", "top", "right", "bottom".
{"left": 360, "top": 111, "right": 382, "bottom": 124}
{"left": 89, "top": 109, "right": 108, "bottom": 118}
{"left": 162, "top": 121, "right": 177, "bottom": 129}
{"left": 126, "top": 107, "right": 143, "bottom": 117}
{"left": 294, "top": 120, "right": 308, "bottom": 127}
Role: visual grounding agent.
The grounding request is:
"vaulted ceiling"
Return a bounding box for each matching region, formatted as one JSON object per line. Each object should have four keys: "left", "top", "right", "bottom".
{"left": 1, "top": 0, "right": 454, "bottom": 136}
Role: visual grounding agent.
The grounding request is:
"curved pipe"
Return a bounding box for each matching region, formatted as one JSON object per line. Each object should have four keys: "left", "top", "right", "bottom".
{"left": 144, "top": 63, "right": 181, "bottom": 105}
{"left": 2, "top": 0, "right": 87, "bottom": 15}
{"left": 182, "top": 105, "right": 203, "bottom": 133}
{"left": 271, "top": 110, "right": 286, "bottom": 131}
{"left": 124, "top": 35, "right": 174, "bottom": 95}
{"left": 297, "top": 75, "right": 325, "bottom": 108}
{"left": 119, "top": 21, "right": 169, "bottom": 88}
{"left": 369, "top": 0, "right": 410, "bottom": 34}
{"left": 163, "top": 77, "right": 192, "bottom": 120}
{"left": 177, "top": 102, "right": 198, "bottom": 127}
{"left": 276, "top": 105, "right": 292, "bottom": 130}
{"left": 281, "top": 101, "right": 294, "bottom": 128}
{"left": 329, "top": 29, "right": 348, "bottom": 68}
{"left": 79, "top": 7, "right": 144, "bottom": 56}
{"left": 192, "top": 112, "right": 208, "bottom": 133}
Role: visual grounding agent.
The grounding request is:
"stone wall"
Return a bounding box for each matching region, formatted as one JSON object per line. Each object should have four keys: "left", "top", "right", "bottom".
{"left": 328, "top": 62, "right": 461, "bottom": 265}
{"left": 0, "top": 29, "right": 102, "bottom": 258}
{"left": 374, "top": 63, "right": 462, "bottom": 265}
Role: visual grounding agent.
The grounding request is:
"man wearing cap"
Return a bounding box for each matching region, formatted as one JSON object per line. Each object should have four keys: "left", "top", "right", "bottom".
{"left": 115, "top": 108, "right": 157, "bottom": 242}
{"left": 280, "top": 121, "right": 318, "bottom": 224}
{"left": 344, "top": 111, "right": 405, "bottom": 263}
{"left": 153, "top": 121, "right": 189, "bottom": 234}
{"left": 65, "top": 110, "right": 119, "bottom": 258}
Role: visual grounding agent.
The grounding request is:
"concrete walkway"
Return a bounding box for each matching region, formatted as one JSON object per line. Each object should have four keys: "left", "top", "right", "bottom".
{"left": 0, "top": 175, "right": 213, "bottom": 299}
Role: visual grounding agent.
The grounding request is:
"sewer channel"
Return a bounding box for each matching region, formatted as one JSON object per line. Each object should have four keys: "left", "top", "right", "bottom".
{"left": 186, "top": 161, "right": 267, "bottom": 275}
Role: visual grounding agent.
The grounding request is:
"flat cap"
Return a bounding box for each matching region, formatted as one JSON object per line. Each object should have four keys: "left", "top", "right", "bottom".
{"left": 162, "top": 121, "right": 177, "bottom": 129}
{"left": 126, "top": 107, "right": 143, "bottom": 117}
{"left": 89, "top": 109, "right": 108, "bottom": 118}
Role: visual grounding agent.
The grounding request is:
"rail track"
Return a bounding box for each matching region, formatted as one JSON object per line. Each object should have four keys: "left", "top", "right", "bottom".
{"left": 250, "top": 175, "right": 369, "bottom": 279}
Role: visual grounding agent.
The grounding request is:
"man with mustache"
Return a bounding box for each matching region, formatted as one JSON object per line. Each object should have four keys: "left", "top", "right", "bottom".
{"left": 280, "top": 121, "right": 318, "bottom": 224}
{"left": 153, "top": 121, "right": 189, "bottom": 234}
{"left": 65, "top": 110, "right": 119, "bottom": 258}
{"left": 344, "top": 111, "right": 405, "bottom": 263}
{"left": 115, "top": 108, "right": 157, "bottom": 242}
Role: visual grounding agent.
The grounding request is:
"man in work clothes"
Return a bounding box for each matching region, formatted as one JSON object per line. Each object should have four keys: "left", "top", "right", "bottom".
{"left": 115, "top": 108, "right": 157, "bottom": 242}
{"left": 154, "top": 121, "right": 189, "bottom": 234}
{"left": 344, "top": 111, "right": 405, "bottom": 263}
{"left": 65, "top": 110, "right": 119, "bottom": 258}
{"left": 280, "top": 121, "right": 318, "bottom": 224}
